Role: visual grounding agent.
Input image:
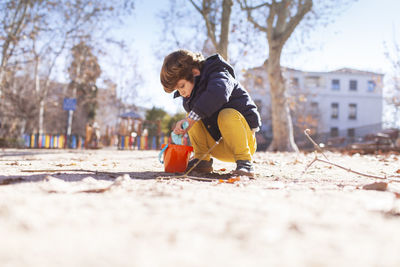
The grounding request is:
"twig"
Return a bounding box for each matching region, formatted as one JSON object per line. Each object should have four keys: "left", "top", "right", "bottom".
{"left": 304, "top": 129, "right": 329, "bottom": 160}
{"left": 184, "top": 137, "right": 222, "bottom": 176}
{"left": 303, "top": 129, "right": 400, "bottom": 182}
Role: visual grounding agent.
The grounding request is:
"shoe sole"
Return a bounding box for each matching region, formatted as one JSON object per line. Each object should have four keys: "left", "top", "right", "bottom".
{"left": 232, "top": 170, "right": 254, "bottom": 178}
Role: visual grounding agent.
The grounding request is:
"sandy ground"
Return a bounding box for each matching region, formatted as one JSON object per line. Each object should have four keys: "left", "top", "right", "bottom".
{"left": 0, "top": 148, "right": 400, "bottom": 267}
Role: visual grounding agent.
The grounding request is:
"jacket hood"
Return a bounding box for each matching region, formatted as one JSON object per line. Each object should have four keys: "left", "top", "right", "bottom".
{"left": 202, "top": 54, "right": 236, "bottom": 79}
{"left": 173, "top": 54, "right": 234, "bottom": 99}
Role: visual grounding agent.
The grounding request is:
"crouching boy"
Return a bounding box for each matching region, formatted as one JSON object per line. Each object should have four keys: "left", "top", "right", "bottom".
{"left": 160, "top": 49, "right": 261, "bottom": 177}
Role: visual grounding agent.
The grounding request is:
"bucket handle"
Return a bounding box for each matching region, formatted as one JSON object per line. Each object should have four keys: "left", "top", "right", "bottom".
{"left": 158, "top": 144, "right": 169, "bottom": 164}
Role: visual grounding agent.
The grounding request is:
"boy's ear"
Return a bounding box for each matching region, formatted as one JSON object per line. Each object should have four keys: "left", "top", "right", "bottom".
{"left": 192, "top": 68, "right": 200, "bottom": 76}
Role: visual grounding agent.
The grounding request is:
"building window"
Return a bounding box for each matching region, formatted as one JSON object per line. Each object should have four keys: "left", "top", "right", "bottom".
{"left": 331, "top": 79, "right": 340, "bottom": 90}
{"left": 330, "top": 127, "right": 339, "bottom": 137}
{"left": 367, "top": 80, "right": 376, "bottom": 92}
{"left": 305, "top": 76, "right": 321, "bottom": 87}
{"left": 349, "top": 103, "right": 357, "bottom": 120}
{"left": 331, "top": 103, "right": 339, "bottom": 119}
{"left": 311, "top": 102, "right": 318, "bottom": 114}
{"left": 347, "top": 128, "right": 355, "bottom": 138}
{"left": 291, "top": 77, "right": 299, "bottom": 87}
{"left": 349, "top": 80, "right": 357, "bottom": 91}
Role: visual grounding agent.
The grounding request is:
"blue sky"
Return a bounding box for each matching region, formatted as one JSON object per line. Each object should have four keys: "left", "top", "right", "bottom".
{"left": 118, "top": 0, "right": 400, "bottom": 113}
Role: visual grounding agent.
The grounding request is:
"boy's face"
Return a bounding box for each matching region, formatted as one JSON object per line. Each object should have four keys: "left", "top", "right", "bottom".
{"left": 175, "top": 79, "right": 194, "bottom": 98}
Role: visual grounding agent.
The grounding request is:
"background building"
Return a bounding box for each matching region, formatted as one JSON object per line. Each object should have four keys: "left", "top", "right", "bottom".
{"left": 243, "top": 62, "right": 384, "bottom": 148}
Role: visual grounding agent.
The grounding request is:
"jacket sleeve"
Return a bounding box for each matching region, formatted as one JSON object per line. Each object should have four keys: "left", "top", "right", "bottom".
{"left": 191, "top": 70, "right": 234, "bottom": 119}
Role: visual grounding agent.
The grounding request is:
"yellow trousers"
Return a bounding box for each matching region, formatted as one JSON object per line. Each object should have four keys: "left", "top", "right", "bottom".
{"left": 188, "top": 108, "right": 257, "bottom": 162}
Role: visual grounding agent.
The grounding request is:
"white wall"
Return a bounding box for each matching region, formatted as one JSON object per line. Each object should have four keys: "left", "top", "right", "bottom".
{"left": 243, "top": 66, "right": 384, "bottom": 138}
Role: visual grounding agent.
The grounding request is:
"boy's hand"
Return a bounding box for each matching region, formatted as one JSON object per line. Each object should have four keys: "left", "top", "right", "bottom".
{"left": 173, "top": 118, "right": 195, "bottom": 135}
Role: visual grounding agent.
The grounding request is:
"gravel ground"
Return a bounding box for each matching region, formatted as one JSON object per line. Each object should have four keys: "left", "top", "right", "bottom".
{"left": 0, "top": 148, "right": 399, "bottom": 267}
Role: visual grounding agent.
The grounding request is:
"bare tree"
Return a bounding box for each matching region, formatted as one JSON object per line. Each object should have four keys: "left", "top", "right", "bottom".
{"left": 384, "top": 37, "right": 400, "bottom": 127}
{"left": 0, "top": 0, "right": 34, "bottom": 88}
{"left": 0, "top": 0, "right": 136, "bottom": 138}
{"left": 0, "top": 67, "right": 38, "bottom": 137}
{"left": 188, "top": 0, "right": 233, "bottom": 60}
{"left": 159, "top": 0, "right": 355, "bottom": 152}
{"left": 158, "top": 0, "right": 256, "bottom": 62}
{"left": 238, "top": 0, "right": 313, "bottom": 152}
{"left": 29, "top": 0, "right": 135, "bottom": 134}
{"left": 238, "top": 0, "right": 355, "bottom": 152}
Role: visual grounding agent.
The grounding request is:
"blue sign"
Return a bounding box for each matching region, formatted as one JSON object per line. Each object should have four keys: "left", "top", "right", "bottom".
{"left": 63, "top": 98, "right": 77, "bottom": 111}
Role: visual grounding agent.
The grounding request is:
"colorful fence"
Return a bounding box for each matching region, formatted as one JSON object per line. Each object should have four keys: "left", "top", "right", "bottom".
{"left": 118, "top": 134, "right": 190, "bottom": 150}
{"left": 24, "top": 134, "right": 84, "bottom": 149}
{"left": 23, "top": 134, "right": 190, "bottom": 150}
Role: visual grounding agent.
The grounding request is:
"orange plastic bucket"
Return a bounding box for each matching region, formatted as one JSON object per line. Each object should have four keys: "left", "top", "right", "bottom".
{"left": 159, "top": 144, "right": 193, "bottom": 173}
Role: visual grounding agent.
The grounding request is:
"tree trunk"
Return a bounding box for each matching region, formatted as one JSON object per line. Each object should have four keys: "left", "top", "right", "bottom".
{"left": 33, "top": 56, "right": 45, "bottom": 135}
{"left": 267, "top": 44, "right": 298, "bottom": 152}
{"left": 38, "top": 99, "right": 45, "bottom": 135}
{"left": 218, "top": 0, "right": 233, "bottom": 61}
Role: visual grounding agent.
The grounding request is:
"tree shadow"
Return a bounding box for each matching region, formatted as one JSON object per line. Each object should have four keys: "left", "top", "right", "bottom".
{"left": 0, "top": 169, "right": 233, "bottom": 186}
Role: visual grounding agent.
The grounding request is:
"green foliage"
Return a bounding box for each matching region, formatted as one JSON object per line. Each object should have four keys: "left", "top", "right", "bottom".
{"left": 144, "top": 107, "right": 167, "bottom": 137}
{"left": 145, "top": 106, "right": 167, "bottom": 121}
{"left": 143, "top": 107, "right": 186, "bottom": 136}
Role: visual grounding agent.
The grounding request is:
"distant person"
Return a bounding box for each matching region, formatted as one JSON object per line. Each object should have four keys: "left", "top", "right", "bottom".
{"left": 92, "top": 122, "right": 100, "bottom": 147}
{"left": 160, "top": 49, "right": 261, "bottom": 177}
{"left": 85, "top": 123, "right": 93, "bottom": 149}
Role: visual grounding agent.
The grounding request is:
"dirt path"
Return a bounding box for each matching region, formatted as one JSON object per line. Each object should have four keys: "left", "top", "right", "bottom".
{"left": 0, "top": 148, "right": 399, "bottom": 267}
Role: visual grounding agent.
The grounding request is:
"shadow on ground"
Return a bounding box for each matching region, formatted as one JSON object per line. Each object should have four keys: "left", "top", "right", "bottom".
{"left": 0, "top": 149, "right": 80, "bottom": 158}
{"left": 0, "top": 169, "right": 233, "bottom": 186}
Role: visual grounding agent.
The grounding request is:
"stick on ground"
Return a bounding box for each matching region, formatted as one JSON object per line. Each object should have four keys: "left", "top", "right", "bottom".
{"left": 303, "top": 129, "right": 400, "bottom": 182}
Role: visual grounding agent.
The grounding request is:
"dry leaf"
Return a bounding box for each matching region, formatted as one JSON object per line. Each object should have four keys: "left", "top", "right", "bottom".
{"left": 396, "top": 169, "right": 400, "bottom": 174}
{"left": 227, "top": 177, "right": 241, "bottom": 183}
{"left": 291, "top": 159, "right": 301, "bottom": 165}
{"left": 219, "top": 177, "right": 241, "bottom": 184}
{"left": 362, "top": 182, "right": 388, "bottom": 191}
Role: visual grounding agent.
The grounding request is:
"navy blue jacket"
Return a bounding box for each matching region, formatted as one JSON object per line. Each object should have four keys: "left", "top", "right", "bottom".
{"left": 174, "top": 54, "right": 261, "bottom": 141}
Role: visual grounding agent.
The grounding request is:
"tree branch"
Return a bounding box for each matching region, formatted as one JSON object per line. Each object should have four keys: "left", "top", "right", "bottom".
{"left": 280, "top": 0, "right": 312, "bottom": 44}
{"left": 189, "top": 0, "right": 202, "bottom": 13}
{"left": 238, "top": 0, "right": 267, "bottom": 33}
{"left": 303, "top": 129, "right": 400, "bottom": 183}
{"left": 189, "top": 0, "right": 218, "bottom": 50}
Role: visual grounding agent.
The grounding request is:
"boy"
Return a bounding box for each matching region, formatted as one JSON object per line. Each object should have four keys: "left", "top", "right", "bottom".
{"left": 160, "top": 49, "right": 261, "bottom": 177}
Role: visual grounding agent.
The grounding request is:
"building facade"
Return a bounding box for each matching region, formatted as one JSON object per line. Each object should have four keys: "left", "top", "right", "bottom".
{"left": 242, "top": 62, "right": 384, "bottom": 145}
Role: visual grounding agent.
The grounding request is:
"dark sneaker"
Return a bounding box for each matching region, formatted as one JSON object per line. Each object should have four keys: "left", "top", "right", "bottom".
{"left": 186, "top": 158, "right": 213, "bottom": 174}
{"left": 232, "top": 160, "right": 254, "bottom": 177}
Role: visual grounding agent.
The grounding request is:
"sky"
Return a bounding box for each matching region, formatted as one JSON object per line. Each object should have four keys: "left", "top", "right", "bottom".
{"left": 117, "top": 0, "right": 400, "bottom": 114}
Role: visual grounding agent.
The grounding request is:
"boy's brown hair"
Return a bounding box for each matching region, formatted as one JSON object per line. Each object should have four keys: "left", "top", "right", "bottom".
{"left": 160, "top": 49, "right": 205, "bottom": 93}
